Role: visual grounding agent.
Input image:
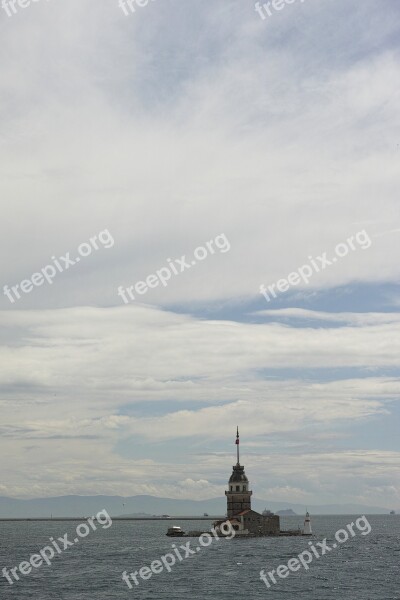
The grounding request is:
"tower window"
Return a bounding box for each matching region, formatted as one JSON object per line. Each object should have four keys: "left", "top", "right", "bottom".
{"left": 236, "top": 485, "right": 240, "bottom": 491}
{"left": 243, "top": 485, "right": 246, "bottom": 491}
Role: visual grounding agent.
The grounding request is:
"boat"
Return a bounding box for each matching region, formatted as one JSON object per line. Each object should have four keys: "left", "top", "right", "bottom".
{"left": 166, "top": 526, "right": 185, "bottom": 537}
{"left": 390, "top": 510, "right": 396, "bottom": 515}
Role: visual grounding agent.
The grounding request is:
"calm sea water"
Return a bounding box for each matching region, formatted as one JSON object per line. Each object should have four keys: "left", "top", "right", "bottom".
{"left": 0, "top": 515, "right": 399, "bottom": 599}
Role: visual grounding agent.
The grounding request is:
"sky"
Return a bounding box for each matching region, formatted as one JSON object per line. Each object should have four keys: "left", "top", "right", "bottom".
{"left": 0, "top": 0, "right": 399, "bottom": 509}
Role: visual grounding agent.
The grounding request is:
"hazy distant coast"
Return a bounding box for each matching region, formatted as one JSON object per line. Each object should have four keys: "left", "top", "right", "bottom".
{"left": 0, "top": 495, "right": 395, "bottom": 519}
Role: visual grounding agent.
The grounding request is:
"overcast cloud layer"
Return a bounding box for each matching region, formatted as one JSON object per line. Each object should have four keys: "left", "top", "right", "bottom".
{"left": 1, "top": 0, "right": 399, "bottom": 509}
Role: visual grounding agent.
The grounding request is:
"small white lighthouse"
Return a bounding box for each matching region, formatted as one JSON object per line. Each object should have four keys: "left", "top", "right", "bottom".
{"left": 303, "top": 510, "right": 312, "bottom": 535}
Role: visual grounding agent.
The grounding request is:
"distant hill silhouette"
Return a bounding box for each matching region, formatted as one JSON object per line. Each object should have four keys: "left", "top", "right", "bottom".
{"left": 276, "top": 509, "right": 297, "bottom": 516}
{"left": 0, "top": 495, "right": 392, "bottom": 518}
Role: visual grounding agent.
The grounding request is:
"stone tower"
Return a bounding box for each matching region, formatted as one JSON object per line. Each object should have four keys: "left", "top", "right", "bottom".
{"left": 225, "top": 427, "right": 252, "bottom": 517}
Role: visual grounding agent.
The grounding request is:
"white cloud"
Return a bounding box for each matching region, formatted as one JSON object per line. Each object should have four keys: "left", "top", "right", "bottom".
{"left": 0, "top": 2, "right": 400, "bottom": 308}
{"left": 0, "top": 305, "right": 398, "bottom": 505}
{"left": 255, "top": 309, "right": 400, "bottom": 326}
{"left": 1, "top": 0, "right": 399, "bottom": 508}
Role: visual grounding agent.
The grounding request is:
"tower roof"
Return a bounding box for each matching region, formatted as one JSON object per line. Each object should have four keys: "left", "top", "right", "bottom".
{"left": 229, "top": 464, "right": 249, "bottom": 483}
{"left": 229, "top": 427, "right": 249, "bottom": 481}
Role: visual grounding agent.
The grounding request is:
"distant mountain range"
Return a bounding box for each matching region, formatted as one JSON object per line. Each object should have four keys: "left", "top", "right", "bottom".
{"left": 0, "top": 495, "right": 395, "bottom": 518}
{"left": 276, "top": 509, "right": 297, "bottom": 516}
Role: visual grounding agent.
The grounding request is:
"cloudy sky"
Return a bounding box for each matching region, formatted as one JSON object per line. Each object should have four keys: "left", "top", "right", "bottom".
{"left": 1, "top": 0, "right": 399, "bottom": 509}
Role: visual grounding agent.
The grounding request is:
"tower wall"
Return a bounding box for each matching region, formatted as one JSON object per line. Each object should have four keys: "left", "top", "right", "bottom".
{"left": 242, "top": 511, "right": 280, "bottom": 535}
{"left": 225, "top": 490, "right": 252, "bottom": 517}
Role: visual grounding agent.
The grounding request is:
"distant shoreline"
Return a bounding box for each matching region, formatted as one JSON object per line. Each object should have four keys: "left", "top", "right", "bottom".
{"left": 0, "top": 516, "right": 224, "bottom": 522}
{"left": 0, "top": 514, "right": 396, "bottom": 522}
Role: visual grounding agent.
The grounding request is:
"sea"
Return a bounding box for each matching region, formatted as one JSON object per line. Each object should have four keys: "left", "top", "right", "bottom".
{"left": 0, "top": 515, "right": 399, "bottom": 599}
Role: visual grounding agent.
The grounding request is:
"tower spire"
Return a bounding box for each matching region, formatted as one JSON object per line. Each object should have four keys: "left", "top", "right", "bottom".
{"left": 235, "top": 426, "right": 240, "bottom": 465}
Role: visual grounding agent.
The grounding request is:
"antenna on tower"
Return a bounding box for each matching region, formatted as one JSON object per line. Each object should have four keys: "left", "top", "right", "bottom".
{"left": 235, "top": 426, "right": 240, "bottom": 464}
